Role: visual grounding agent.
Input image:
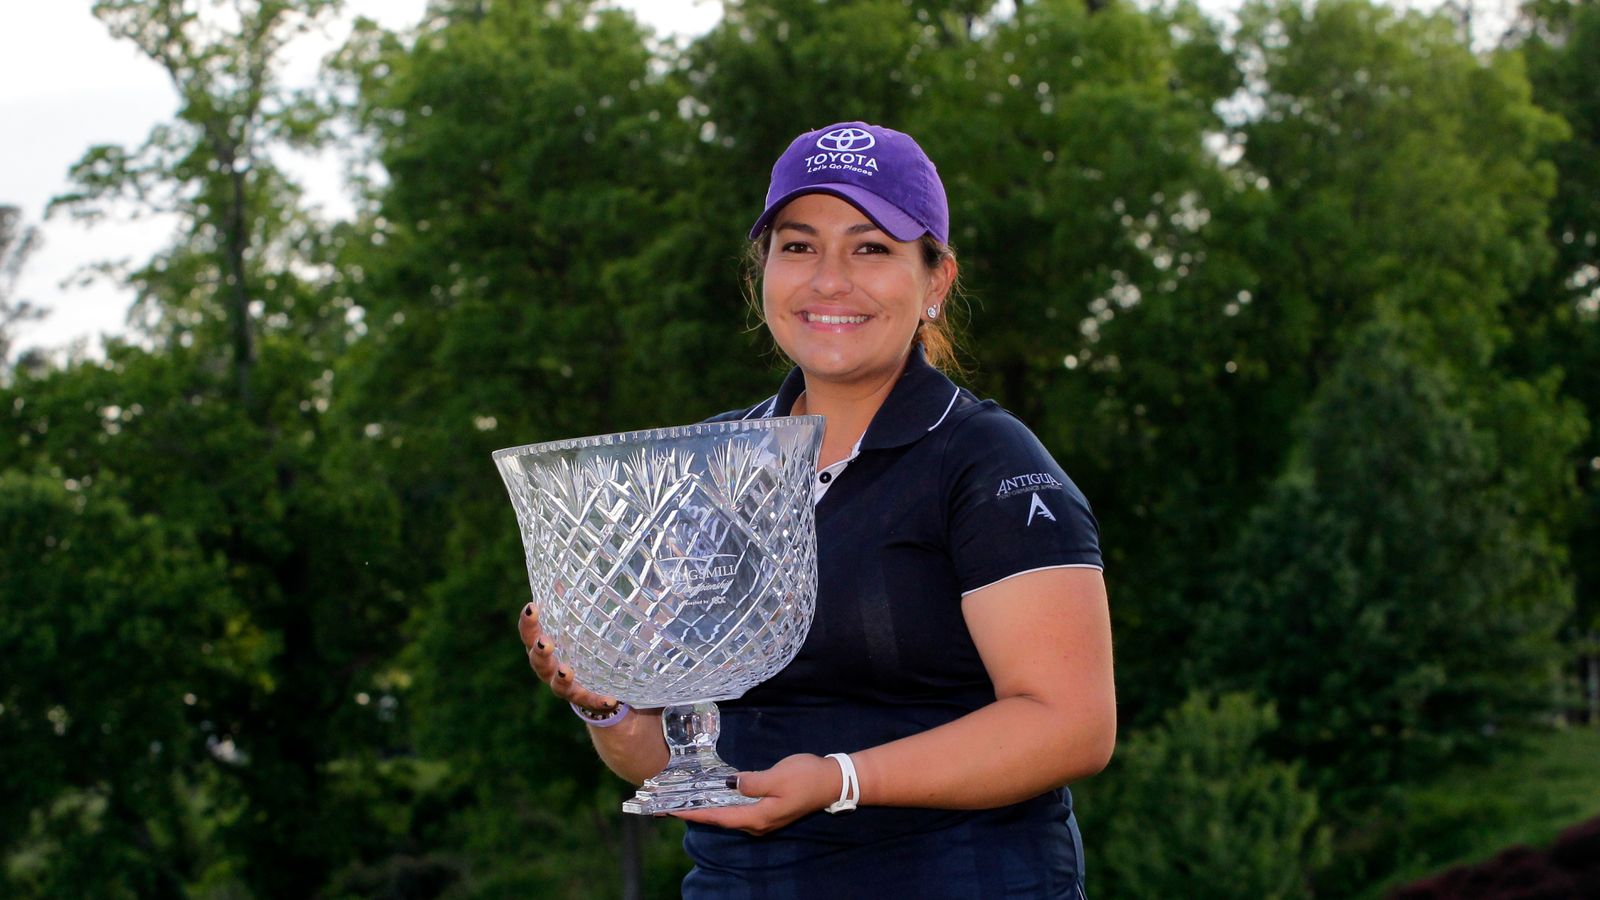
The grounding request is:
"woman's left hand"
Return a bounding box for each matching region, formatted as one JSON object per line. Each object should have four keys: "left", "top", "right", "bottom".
{"left": 670, "top": 753, "right": 842, "bottom": 835}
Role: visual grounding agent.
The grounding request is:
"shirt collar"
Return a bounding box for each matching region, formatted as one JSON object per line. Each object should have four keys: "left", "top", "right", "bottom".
{"left": 769, "top": 344, "right": 963, "bottom": 450}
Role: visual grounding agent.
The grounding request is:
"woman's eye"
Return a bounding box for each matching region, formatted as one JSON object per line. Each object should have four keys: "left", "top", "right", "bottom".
{"left": 780, "top": 242, "right": 811, "bottom": 253}
{"left": 857, "top": 243, "right": 890, "bottom": 254}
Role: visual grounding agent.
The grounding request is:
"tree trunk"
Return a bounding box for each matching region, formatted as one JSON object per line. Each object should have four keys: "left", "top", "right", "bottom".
{"left": 620, "top": 812, "right": 644, "bottom": 900}
{"left": 223, "top": 156, "right": 255, "bottom": 411}
{"left": 1587, "top": 635, "right": 1599, "bottom": 726}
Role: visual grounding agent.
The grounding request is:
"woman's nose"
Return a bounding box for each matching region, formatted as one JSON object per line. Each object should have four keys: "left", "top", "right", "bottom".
{"left": 810, "top": 251, "right": 852, "bottom": 297}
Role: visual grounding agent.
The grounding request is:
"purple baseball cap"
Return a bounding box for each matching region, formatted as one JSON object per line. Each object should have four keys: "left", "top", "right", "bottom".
{"left": 749, "top": 121, "right": 949, "bottom": 246}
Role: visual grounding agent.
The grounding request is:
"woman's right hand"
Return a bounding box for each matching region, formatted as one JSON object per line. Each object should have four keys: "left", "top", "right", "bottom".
{"left": 518, "top": 602, "right": 621, "bottom": 715}
{"left": 518, "top": 601, "right": 670, "bottom": 785}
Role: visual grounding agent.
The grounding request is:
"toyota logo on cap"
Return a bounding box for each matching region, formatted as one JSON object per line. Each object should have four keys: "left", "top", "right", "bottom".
{"left": 750, "top": 120, "right": 950, "bottom": 246}
{"left": 816, "top": 127, "right": 877, "bottom": 152}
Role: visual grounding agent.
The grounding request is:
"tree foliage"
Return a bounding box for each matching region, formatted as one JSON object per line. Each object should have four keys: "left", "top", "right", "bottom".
{"left": 1510, "top": 0, "right": 1600, "bottom": 674}
{"left": 0, "top": 467, "right": 230, "bottom": 898}
{"left": 1191, "top": 317, "right": 1579, "bottom": 798}
{"left": 13, "top": 1, "right": 413, "bottom": 895}
{"left": 51, "top": 0, "right": 350, "bottom": 405}
{"left": 3, "top": 0, "right": 1595, "bottom": 895}
{"left": 1080, "top": 691, "right": 1327, "bottom": 899}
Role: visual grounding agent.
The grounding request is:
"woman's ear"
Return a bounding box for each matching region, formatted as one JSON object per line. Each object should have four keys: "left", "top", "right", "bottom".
{"left": 927, "top": 255, "right": 958, "bottom": 305}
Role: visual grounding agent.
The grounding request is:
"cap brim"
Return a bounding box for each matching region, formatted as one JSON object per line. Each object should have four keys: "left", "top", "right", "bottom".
{"left": 748, "top": 183, "right": 928, "bottom": 243}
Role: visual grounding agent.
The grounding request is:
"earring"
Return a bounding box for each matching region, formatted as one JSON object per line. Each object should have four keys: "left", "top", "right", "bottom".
{"left": 926, "top": 306, "right": 939, "bottom": 319}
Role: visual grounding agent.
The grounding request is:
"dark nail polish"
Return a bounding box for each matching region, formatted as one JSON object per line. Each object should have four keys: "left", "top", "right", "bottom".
{"left": 535, "top": 640, "right": 546, "bottom": 652}
{"left": 724, "top": 776, "right": 739, "bottom": 789}
{"left": 522, "top": 603, "right": 534, "bottom": 617}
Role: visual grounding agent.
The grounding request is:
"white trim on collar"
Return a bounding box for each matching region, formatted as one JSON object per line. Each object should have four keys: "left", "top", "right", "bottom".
{"left": 928, "top": 388, "right": 961, "bottom": 431}
{"left": 743, "top": 396, "right": 778, "bottom": 419}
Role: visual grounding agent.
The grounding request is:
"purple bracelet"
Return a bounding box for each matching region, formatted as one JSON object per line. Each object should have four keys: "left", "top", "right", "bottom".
{"left": 569, "top": 701, "right": 631, "bottom": 728}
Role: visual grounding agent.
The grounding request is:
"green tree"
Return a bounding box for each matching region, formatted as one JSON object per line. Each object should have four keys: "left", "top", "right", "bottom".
{"left": 1191, "top": 317, "right": 1580, "bottom": 801}
{"left": 1079, "top": 692, "right": 1327, "bottom": 900}
{"left": 1197, "top": 0, "right": 1582, "bottom": 786}
{"left": 51, "top": 0, "right": 348, "bottom": 407}
{"left": 31, "top": 2, "right": 416, "bottom": 895}
{"left": 1508, "top": 0, "right": 1600, "bottom": 720}
{"left": 0, "top": 338, "right": 413, "bottom": 896}
{"left": 1234, "top": 0, "right": 1564, "bottom": 369}
{"left": 0, "top": 467, "right": 230, "bottom": 898}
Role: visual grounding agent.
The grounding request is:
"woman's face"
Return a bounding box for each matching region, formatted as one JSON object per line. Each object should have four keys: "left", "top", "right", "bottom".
{"left": 761, "top": 193, "right": 953, "bottom": 391}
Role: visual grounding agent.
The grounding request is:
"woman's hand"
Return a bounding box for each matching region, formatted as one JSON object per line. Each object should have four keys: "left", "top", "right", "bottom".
{"left": 670, "top": 754, "right": 842, "bottom": 835}
{"left": 517, "top": 602, "right": 669, "bottom": 784}
{"left": 518, "top": 602, "right": 620, "bottom": 715}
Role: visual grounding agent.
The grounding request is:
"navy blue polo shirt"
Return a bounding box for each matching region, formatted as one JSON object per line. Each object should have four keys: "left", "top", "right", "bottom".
{"left": 684, "top": 347, "right": 1103, "bottom": 899}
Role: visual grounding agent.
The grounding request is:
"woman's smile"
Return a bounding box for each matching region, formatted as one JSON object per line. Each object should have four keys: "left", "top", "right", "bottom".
{"left": 801, "top": 310, "right": 871, "bottom": 327}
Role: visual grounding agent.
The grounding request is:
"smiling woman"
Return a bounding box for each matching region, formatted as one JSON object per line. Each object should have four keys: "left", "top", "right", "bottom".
{"left": 519, "top": 121, "right": 1115, "bottom": 899}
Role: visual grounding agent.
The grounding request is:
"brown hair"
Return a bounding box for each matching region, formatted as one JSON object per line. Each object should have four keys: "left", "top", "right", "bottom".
{"left": 743, "top": 232, "right": 967, "bottom": 375}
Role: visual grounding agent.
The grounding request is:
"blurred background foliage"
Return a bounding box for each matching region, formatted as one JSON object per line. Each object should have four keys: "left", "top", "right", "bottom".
{"left": 2, "top": 0, "right": 1598, "bottom": 896}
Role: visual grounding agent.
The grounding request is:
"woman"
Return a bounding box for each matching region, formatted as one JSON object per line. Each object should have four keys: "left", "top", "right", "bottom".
{"left": 519, "top": 121, "right": 1115, "bottom": 897}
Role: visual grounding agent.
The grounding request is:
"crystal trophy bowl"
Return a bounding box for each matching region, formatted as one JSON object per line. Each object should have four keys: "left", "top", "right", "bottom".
{"left": 493, "top": 416, "right": 823, "bottom": 814}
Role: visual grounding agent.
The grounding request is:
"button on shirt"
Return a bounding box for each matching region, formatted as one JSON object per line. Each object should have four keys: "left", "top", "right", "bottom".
{"left": 685, "top": 347, "right": 1103, "bottom": 897}
{"left": 813, "top": 440, "right": 857, "bottom": 500}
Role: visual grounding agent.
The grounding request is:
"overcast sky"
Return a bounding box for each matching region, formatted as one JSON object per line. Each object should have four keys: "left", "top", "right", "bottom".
{"left": 0, "top": 0, "right": 722, "bottom": 358}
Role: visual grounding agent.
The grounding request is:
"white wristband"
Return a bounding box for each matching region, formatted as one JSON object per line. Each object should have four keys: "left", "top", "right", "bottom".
{"left": 824, "top": 752, "right": 860, "bottom": 814}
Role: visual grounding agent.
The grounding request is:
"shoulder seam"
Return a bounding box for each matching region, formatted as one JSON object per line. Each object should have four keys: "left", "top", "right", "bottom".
{"left": 936, "top": 397, "right": 990, "bottom": 540}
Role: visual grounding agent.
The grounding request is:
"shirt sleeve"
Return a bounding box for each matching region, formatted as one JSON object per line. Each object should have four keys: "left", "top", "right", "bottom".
{"left": 943, "top": 408, "right": 1103, "bottom": 595}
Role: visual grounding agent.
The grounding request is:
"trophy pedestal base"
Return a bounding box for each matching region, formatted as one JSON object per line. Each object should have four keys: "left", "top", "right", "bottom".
{"left": 621, "top": 701, "right": 757, "bottom": 815}
{"left": 622, "top": 762, "right": 758, "bottom": 814}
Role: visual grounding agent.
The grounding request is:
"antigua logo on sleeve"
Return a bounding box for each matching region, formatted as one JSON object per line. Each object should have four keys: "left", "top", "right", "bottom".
{"left": 1027, "top": 493, "right": 1057, "bottom": 526}
{"left": 995, "top": 472, "right": 1064, "bottom": 499}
